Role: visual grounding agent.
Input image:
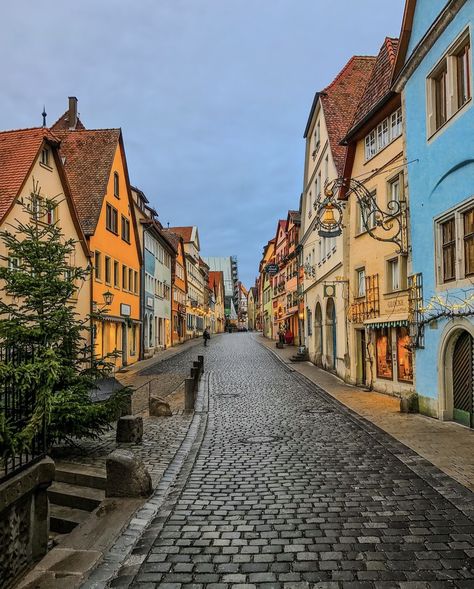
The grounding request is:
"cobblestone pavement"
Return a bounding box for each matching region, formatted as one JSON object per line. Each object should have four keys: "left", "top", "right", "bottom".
{"left": 117, "top": 333, "right": 474, "bottom": 588}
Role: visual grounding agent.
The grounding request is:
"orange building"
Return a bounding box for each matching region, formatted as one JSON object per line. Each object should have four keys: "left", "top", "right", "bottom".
{"left": 163, "top": 229, "right": 188, "bottom": 346}
{"left": 284, "top": 210, "right": 301, "bottom": 343}
{"left": 52, "top": 98, "right": 142, "bottom": 368}
{"left": 272, "top": 220, "right": 288, "bottom": 339}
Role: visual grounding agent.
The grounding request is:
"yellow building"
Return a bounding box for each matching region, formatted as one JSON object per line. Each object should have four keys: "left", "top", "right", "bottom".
{"left": 52, "top": 98, "right": 142, "bottom": 368}
{"left": 0, "top": 127, "right": 90, "bottom": 326}
{"left": 341, "top": 39, "right": 413, "bottom": 396}
{"left": 259, "top": 238, "right": 275, "bottom": 339}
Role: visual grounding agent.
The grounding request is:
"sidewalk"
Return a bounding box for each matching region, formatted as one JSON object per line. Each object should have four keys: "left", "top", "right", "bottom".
{"left": 258, "top": 334, "right": 474, "bottom": 492}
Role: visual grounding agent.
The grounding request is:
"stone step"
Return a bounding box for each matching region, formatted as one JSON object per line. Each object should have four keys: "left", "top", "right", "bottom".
{"left": 50, "top": 504, "right": 91, "bottom": 534}
{"left": 55, "top": 462, "right": 106, "bottom": 490}
{"left": 48, "top": 481, "right": 104, "bottom": 512}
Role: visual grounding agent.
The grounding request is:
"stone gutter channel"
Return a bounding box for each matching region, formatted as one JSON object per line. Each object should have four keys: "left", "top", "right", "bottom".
{"left": 81, "top": 370, "right": 211, "bottom": 589}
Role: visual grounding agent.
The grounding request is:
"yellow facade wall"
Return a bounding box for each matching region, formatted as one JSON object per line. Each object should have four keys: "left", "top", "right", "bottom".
{"left": 89, "top": 144, "right": 141, "bottom": 368}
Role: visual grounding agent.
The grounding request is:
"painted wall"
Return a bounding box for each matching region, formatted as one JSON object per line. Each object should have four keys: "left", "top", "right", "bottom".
{"left": 90, "top": 144, "right": 141, "bottom": 367}
{"left": 404, "top": 2, "right": 474, "bottom": 417}
{"left": 406, "top": 0, "right": 450, "bottom": 57}
{"left": 1, "top": 148, "right": 90, "bottom": 330}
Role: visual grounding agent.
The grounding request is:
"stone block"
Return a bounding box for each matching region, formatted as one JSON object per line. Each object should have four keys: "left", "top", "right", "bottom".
{"left": 105, "top": 449, "right": 152, "bottom": 498}
{"left": 149, "top": 396, "right": 172, "bottom": 417}
{"left": 116, "top": 415, "right": 143, "bottom": 443}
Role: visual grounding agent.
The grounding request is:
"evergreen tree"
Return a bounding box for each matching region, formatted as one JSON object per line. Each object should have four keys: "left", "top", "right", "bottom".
{"left": 0, "top": 180, "right": 127, "bottom": 456}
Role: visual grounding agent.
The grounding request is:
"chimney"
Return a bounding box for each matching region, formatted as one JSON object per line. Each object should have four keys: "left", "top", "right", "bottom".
{"left": 68, "top": 96, "right": 78, "bottom": 130}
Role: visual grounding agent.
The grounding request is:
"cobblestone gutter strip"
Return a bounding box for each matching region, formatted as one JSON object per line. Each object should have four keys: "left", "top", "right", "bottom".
{"left": 80, "top": 372, "right": 211, "bottom": 589}
{"left": 260, "top": 340, "right": 474, "bottom": 523}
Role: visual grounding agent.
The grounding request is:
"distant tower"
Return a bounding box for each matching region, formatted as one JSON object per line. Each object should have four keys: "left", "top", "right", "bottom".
{"left": 41, "top": 106, "right": 47, "bottom": 127}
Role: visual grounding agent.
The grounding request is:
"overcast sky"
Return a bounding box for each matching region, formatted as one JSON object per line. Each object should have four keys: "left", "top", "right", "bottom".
{"left": 2, "top": 0, "right": 405, "bottom": 287}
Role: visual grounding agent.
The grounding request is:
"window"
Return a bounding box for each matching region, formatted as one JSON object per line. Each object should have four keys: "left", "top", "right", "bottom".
{"left": 40, "top": 148, "right": 50, "bottom": 167}
{"left": 105, "top": 256, "right": 111, "bottom": 284}
{"left": 397, "top": 327, "right": 413, "bottom": 383}
{"left": 94, "top": 251, "right": 102, "bottom": 280}
{"left": 428, "top": 31, "right": 472, "bottom": 136}
{"left": 106, "top": 203, "right": 118, "bottom": 234}
{"left": 441, "top": 217, "right": 456, "bottom": 282}
{"left": 388, "top": 174, "right": 403, "bottom": 204}
{"left": 129, "top": 268, "right": 133, "bottom": 293}
{"left": 31, "top": 195, "right": 42, "bottom": 220}
{"left": 113, "top": 172, "right": 120, "bottom": 198}
{"left": 306, "top": 308, "right": 312, "bottom": 336}
{"left": 313, "top": 121, "right": 320, "bottom": 156}
{"left": 122, "top": 264, "right": 128, "bottom": 290}
{"left": 134, "top": 271, "right": 139, "bottom": 294}
{"left": 464, "top": 208, "right": 474, "bottom": 276}
{"left": 8, "top": 256, "right": 20, "bottom": 271}
{"left": 114, "top": 261, "right": 119, "bottom": 287}
{"left": 457, "top": 38, "right": 471, "bottom": 108}
{"left": 387, "top": 258, "right": 400, "bottom": 291}
{"left": 46, "top": 204, "right": 56, "bottom": 225}
{"left": 358, "top": 192, "right": 377, "bottom": 233}
{"left": 376, "top": 327, "right": 393, "bottom": 379}
{"left": 121, "top": 216, "right": 130, "bottom": 243}
{"left": 364, "top": 108, "right": 402, "bottom": 160}
{"left": 356, "top": 268, "right": 366, "bottom": 298}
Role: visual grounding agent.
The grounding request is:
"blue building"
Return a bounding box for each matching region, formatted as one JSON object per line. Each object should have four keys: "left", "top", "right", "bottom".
{"left": 394, "top": 0, "right": 474, "bottom": 425}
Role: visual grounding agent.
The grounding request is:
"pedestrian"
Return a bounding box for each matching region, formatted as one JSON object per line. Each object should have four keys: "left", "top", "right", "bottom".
{"left": 203, "top": 327, "right": 210, "bottom": 347}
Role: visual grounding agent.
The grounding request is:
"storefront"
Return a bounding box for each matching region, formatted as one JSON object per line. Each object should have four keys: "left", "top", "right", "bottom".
{"left": 365, "top": 317, "right": 413, "bottom": 396}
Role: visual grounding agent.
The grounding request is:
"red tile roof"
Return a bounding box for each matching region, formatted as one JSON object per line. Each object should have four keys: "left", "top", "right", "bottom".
{"left": 53, "top": 128, "right": 120, "bottom": 235}
{"left": 320, "top": 56, "right": 377, "bottom": 175}
{"left": 0, "top": 127, "right": 60, "bottom": 221}
{"left": 168, "top": 226, "right": 193, "bottom": 243}
{"left": 350, "top": 38, "right": 399, "bottom": 132}
{"left": 51, "top": 110, "right": 86, "bottom": 131}
{"left": 209, "top": 270, "right": 224, "bottom": 291}
{"left": 162, "top": 229, "right": 182, "bottom": 252}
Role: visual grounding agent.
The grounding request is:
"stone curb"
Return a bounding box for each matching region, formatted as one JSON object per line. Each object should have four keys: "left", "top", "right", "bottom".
{"left": 80, "top": 372, "right": 211, "bottom": 589}
{"left": 257, "top": 338, "right": 474, "bottom": 523}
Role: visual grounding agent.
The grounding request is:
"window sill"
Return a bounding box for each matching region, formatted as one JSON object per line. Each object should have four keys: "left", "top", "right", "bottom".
{"left": 106, "top": 228, "right": 119, "bottom": 236}
{"left": 39, "top": 162, "right": 53, "bottom": 171}
{"left": 435, "top": 276, "right": 473, "bottom": 291}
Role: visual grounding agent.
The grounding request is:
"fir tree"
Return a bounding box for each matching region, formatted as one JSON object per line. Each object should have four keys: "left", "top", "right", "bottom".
{"left": 0, "top": 180, "right": 127, "bottom": 456}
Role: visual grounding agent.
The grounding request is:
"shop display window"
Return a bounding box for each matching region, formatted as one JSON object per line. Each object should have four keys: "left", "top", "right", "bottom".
{"left": 397, "top": 327, "right": 413, "bottom": 383}
{"left": 376, "top": 327, "right": 393, "bottom": 379}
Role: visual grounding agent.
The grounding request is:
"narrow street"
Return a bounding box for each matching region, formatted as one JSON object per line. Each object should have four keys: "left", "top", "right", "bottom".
{"left": 118, "top": 333, "right": 474, "bottom": 588}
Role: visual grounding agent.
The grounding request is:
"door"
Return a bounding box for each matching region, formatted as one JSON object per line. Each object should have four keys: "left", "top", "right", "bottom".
{"left": 122, "top": 322, "right": 128, "bottom": 366}
{"left": 452, "top": 331, "right": 474, "bottom": 427}
{"left": 356, "top": 329, "right": 367, "bottom": 385}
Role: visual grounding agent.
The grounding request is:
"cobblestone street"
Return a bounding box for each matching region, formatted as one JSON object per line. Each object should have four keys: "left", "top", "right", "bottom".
{"left": 114, "top": 333, "right": 474, "bottom": 589}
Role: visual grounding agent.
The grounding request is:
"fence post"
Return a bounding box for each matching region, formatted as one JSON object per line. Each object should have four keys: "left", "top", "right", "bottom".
{"left": 185, "top": 378, "right": 195, "bottom": 412}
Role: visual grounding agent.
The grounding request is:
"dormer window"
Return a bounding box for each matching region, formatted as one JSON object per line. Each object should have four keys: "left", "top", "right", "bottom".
{"left": 40, "top": 148, "right": 50, "bottom": 167}
{"left": 113, "top": 172, "right": 120, "bottom": 198}
{"left": 312, "top": 121, "right": 321, "bottom": 159}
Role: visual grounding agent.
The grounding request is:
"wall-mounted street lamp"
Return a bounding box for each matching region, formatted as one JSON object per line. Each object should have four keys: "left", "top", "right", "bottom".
{"left": 314, "top": 177, "right": 408, "bottom": 254}
{"left": 103, "top": 290, "right": 114, "bottom": 307}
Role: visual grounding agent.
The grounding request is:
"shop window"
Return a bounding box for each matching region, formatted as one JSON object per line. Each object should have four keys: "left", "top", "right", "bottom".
{"left": 376, "top": 327, "right": 393, "bottom": 379}
{"left": 396, "top": 327, "right": 413, "bottom": 383}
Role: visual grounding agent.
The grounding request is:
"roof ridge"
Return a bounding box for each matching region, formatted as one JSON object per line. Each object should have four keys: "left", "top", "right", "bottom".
{"left": 323, "top": 55, "right": 377, "bottom": 92}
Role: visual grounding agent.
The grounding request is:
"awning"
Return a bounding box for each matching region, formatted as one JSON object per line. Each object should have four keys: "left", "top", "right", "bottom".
{"left": 278, "top": 310, "right": 299, "bottom": 321}
{"left": 364, "top": 314, "right": 409, "bottom": 329}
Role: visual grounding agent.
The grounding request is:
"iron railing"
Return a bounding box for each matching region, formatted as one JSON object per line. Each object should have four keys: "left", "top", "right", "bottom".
{"left": 0, "top": 345, "right": 47, "bottom": 482}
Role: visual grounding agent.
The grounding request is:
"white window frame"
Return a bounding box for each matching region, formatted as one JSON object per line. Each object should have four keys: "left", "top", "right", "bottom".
{"left": 426, "top": 28, "right": 472, "bottom": 139}
{"left": 434, "top": 196, "right": 474, "bottom": 288}
{"left": 356, "top": 268, "right": 366, "bottom": 298}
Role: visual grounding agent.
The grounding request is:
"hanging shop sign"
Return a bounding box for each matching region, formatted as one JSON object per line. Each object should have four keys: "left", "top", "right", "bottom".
{"left": 265, "top": 264, "right": 279, "bottom": 276}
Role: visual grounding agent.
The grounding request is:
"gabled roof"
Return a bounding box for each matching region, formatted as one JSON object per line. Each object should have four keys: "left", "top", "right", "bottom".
{"left": 392, "top": 0, "right": 417, "bottom": 83}
{"left": 162, "top": 228, "right": 183, "bottom": 253}
{"left": 209, "top": 270, "right": 224, "bottom": 292}
{"left": 0, "top": 127, "right": 60, "bottom": 221}
{"left": 51, "top": 110, "right": 86, "bottom": 132}
{"left": 52, "top": 128, "right": 121, "bottom": 235}
{"left": 141, "top": 218, "right": 177, "bottom": 254}
{"left": 304, "top": 56, "right": 377, "bottom": 176}
{"left": 287, "top": 209, "right": 301, "bottom": 227}
{"left": 168, "top": 226, "right": 193, "bottom": 243}
{"left": 348, "top": 38, "right": 399, "bottom": 136}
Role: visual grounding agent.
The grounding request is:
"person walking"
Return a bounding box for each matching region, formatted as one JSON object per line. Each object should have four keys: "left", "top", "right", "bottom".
{"left": 203, "top": 327, "right": 211, "bottom": 347}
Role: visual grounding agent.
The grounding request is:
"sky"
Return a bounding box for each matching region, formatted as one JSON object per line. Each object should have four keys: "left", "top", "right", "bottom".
{"left": 1, "top": 0, "right": 405, "bottom": 288}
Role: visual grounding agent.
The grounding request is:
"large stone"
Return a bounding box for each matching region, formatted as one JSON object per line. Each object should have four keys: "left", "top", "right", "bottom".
{"left": 116, "top": 415, "right": 143, "bottom": 443}
{"left": 149, "top": 396, "right": 172, "bottom": 417}
{"left": 105, "top": 449, "right": 152, "bottom": 498}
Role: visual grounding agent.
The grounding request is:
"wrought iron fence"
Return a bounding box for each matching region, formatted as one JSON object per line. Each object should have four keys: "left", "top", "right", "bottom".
{"left": 0, "top": 345, "right": 46, "bottom": 482}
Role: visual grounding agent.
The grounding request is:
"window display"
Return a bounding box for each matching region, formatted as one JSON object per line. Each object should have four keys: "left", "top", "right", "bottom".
{"left": 397, "top": 327, "right": 413, "bottom": 383}
{"left": 376, "top": 327, "right": 393, "bottom": 379}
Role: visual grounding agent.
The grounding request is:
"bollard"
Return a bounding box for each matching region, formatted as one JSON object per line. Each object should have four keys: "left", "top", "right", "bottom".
{"left": 198, "top": 355, "right": 204, "bottom": 371}
{"left": 191, "top": 367, "right": 199, "bottom": 389}
{"left": 185, "top": 378, "right": 195, "bottom": 412}
{"left": 193, "top": 360, "right": 201, "bottom": 372}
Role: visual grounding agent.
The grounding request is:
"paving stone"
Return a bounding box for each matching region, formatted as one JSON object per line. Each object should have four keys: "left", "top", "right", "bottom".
{"left": 123, "top": 335, "right": 474, "bottom": 587}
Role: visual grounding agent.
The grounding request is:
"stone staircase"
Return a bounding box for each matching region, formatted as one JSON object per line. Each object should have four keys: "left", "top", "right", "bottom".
{"left": 48, "top": 463, "right": 106, "bottom": 537}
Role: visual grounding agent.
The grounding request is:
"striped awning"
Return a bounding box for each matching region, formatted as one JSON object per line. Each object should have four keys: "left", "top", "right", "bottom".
{"left": 364, "top": 314, "right": 409, "bottom": 329}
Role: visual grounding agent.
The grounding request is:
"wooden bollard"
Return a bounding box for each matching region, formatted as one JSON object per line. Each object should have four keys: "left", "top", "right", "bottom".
{"left": 185, "top": 378, "right": 195, "bottom": 412}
